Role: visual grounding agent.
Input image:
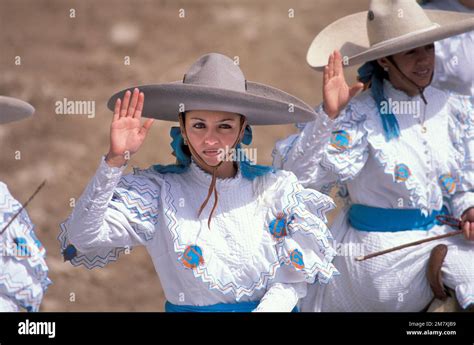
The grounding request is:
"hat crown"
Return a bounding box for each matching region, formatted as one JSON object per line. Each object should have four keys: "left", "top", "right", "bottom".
{"left": 367, "top": 0, "right": 435, "bottom": 46}
{"left": 183, "top": 53, "right": 246, "bottom": 92}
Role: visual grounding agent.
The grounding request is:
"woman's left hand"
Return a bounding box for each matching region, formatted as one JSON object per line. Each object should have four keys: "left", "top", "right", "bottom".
{"left": 461, "top": 207, "right": 474, "bottom": 241}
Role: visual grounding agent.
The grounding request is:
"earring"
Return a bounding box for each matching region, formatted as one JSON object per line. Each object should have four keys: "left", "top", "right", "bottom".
{"left": 383, "top": 66, "right": 389, "bottom": 72}
{"left": 183, "top": 138, "right": 188, "bottom": 146}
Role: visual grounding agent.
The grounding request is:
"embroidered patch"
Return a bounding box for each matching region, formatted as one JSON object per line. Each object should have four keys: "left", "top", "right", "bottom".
{"left": 13, "top": 237, "right": 31, "bottom": 258}
{"left": 181, "top": 245, "right": 204, "bottom": 269}
{"left": 439, "top": 174, "right": 457, "bottom": 194}
{"left": 290, "top": 249, "right": 304, "bottom": 270}
{"left": 394, "top": 164, "right": 411, "bottom": 182}
{"left": 330, "top": 130, "right": 351, "bottom": 151}
{"left": 268, "top": 212, "right": 294, "bottom": 239}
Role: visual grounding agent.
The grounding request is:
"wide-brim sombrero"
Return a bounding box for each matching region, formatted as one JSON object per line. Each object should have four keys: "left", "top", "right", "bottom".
{"left": 0, "top": 96, "right": 35, "bottom": 124}
{"left": 107, "top": 53, "right": 316, "bottom": 125}
{"left": 307, "top": 0, "right": 474, "bottom": 69}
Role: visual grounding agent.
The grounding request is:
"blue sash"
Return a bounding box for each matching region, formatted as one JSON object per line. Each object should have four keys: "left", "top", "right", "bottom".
{"left": 165, "top": 301, "right": 299, "bottom": 312}
{"left": 348, "top": 204, "right": 449, "bottom": 232}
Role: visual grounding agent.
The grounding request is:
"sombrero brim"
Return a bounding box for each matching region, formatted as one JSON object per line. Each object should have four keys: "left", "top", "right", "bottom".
{"left": 0, "top": 96, "right": 35, "bottom": 124}
{"left": 107, "top": 81, "right": 316, "bottom": 125}
{"left": 307, "top": 10, "right": 474, "bottom": 69}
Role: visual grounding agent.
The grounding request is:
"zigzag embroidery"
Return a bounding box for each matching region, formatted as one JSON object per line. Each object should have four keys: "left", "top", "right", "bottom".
{"left": 0, "top": 271, "right": 42, "bottom": 311}
{"left": 58, "top": 222, "right": 126, "bottom": 269}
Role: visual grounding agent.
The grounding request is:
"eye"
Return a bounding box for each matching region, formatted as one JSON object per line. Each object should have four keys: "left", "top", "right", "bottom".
{"left": 219, "top": 124, "right": 232, "bottom": 129}
{"left": 192, "top": 122, "right": 205, "bottom": 129}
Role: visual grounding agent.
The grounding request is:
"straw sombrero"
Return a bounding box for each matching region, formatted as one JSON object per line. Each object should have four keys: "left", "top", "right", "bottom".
{"left": 0, "top": 96, "right": 35, "bottom": 124}
{"left": 107, "top": 53, "right": 316, "bottom": 125}
{"left": 307, "top": 0, "right": 474, "bottom": 69}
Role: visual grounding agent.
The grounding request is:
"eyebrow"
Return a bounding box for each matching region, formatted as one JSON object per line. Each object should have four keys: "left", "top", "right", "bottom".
{"left": 189, "top": 117, "right": 236, "bottom": 122}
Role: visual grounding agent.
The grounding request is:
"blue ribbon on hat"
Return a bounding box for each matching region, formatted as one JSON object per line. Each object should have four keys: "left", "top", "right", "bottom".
{"left": 152, "top": 125, "right": 273, "bottom": 180}
{"left": 358, "top": 62, "right": 400, "bottom": 141}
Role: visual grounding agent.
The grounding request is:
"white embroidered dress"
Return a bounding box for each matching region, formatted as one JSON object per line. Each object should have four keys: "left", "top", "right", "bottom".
{"left": 273, "top": 81, "right": 474, "bottom": 311}
{"left": 59, "top": 158, "right": 338, "bottom": 311}
{"left": 0, "top": 182, "right": 51, "bottom": 312}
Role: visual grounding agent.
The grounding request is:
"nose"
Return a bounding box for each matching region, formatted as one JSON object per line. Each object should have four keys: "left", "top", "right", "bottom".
{"left": 416, "top": 49, "right": 432, "bottom": 65}
{"left": 203, "top": 129, "right": 219, "bottom": 146}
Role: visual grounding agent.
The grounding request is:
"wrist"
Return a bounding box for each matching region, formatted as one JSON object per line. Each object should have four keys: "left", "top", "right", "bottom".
{"left": 323, "top": 104, "right": 338, "bottom": 119}
{"left": 105, "top": 152, "right": 128, "bottom": 168}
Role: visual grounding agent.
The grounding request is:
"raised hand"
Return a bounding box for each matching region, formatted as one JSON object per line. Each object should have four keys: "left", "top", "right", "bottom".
{"left": 323, "top": 50, "right": 364, "bottom": 119}
{"left": 105, "top": 88, "right": 154, "bottom": 167}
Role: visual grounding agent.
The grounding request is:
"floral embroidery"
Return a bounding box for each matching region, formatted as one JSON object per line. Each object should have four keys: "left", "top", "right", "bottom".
{"left": 268, "top": 212, "right": 294, "bottom": 239}
{"left": 439, "top": 173, "right": 457, "bottom": 194}
{"left": 181, "top": 245, "right": 204, "bottom": 269}
{"left": 394, "top": 164, "right": 411, "bottom": 182}
{"left": 290, "top": 249, "right": 305, "bottom": 270}
{"left": 330, "top": 130, "right": 352, "bottom": 151}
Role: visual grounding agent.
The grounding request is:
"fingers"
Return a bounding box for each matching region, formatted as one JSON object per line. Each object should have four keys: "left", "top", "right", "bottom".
{"left": 113, "top": 98, "right": 121, "bottom": 122}
{"left": 463, "top": 221, "right": 474, "bottom": 241}
{"left": 334, "top": 50, "right": 343, "bottom": 76}
{"left": 127, "top": 88, "right": 140, "bottom": 117}
{"left": 134, "top": 92, "right": 145, "bottom": 119}
{"left": 120, "top": 90, "right": 131, "bottom": 118}
{"left": 328, "top": 52, "right": 335, "bottom": 79}
{"left": 140, "top": 118, "right": 154, "bottom": 136}
{"left": 349, "top": 82, "right": 365, "bottom": 98}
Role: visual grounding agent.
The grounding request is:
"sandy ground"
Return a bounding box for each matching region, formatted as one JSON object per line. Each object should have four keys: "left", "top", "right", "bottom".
{"left": 0, "top": 0, "right": 372, "bottom": 311}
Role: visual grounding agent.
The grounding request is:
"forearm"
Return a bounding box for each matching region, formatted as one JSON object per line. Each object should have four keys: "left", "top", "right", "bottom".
{"left": 64, "top": 156, "right": 126, "bottom": 250}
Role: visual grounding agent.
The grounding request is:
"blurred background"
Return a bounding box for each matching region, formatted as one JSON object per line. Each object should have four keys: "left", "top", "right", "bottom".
{"left": 0, "top": 0, "right": 369, "bottom": 311}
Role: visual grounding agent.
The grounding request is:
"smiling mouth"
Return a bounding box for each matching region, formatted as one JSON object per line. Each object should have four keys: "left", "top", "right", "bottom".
{"left": 202, "top": 149, "right": 221, "bottom": 157}
{"left": 413, "top": 68, "right": 432, "bottom": 78}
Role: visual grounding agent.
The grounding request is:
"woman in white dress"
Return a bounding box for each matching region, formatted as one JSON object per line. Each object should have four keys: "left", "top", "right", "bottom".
{"left": 273, "top": 0, "right": 474, "bottom": 311}
{"left": 59, "top": 53, "right": 338, "bottom": 312}
{"left": 0, "top": 96, "right": 51, "bottom": 312}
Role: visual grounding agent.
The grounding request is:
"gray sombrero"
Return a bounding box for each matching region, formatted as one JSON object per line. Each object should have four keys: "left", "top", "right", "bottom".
{"left": 0, "top": 96, "right": 35, "bottom": 124}
{"left": 107, "top": 53, "right": 316, "bottom": 125}
{"left": 307, "top": 0, "right": 474, "bottom": 69}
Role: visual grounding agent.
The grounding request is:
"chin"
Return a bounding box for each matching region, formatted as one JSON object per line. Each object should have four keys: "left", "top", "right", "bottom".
{"left": 201, "top": 156, "right": 221, "bottom": 167}
{"left": 411, "top": 72, "right": 433, "bottom": 89}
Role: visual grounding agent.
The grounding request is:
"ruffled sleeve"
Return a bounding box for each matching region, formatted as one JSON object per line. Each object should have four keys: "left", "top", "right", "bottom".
{"left": 267, "top": 171, "right": 338, "bottom": 272}
{"left": 0, "top": 182, "right": 51, "bottom": 312}
{"left": 252, "top": 170, "right": 339, "bottom": 311}
{"left": 272, "top": 102, "right": 370, "bottom": 192}
{"left": 447, "top": 95, "right": 474, "bottom": 218}
{"left": 58, "top": 157, "right": 161, "bottom": 269}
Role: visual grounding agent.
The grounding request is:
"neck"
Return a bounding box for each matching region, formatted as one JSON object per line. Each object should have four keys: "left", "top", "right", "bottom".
{"left": 390, "top": 80, "right": 420, "bottom": 97}
{"left": 196, "top": 160, "right": 237, "bottom": 179}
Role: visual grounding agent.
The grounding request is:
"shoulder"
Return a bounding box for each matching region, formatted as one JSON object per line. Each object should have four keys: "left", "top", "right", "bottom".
{"left": 115, "top": 167, "right": 165, "bottom": 201}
